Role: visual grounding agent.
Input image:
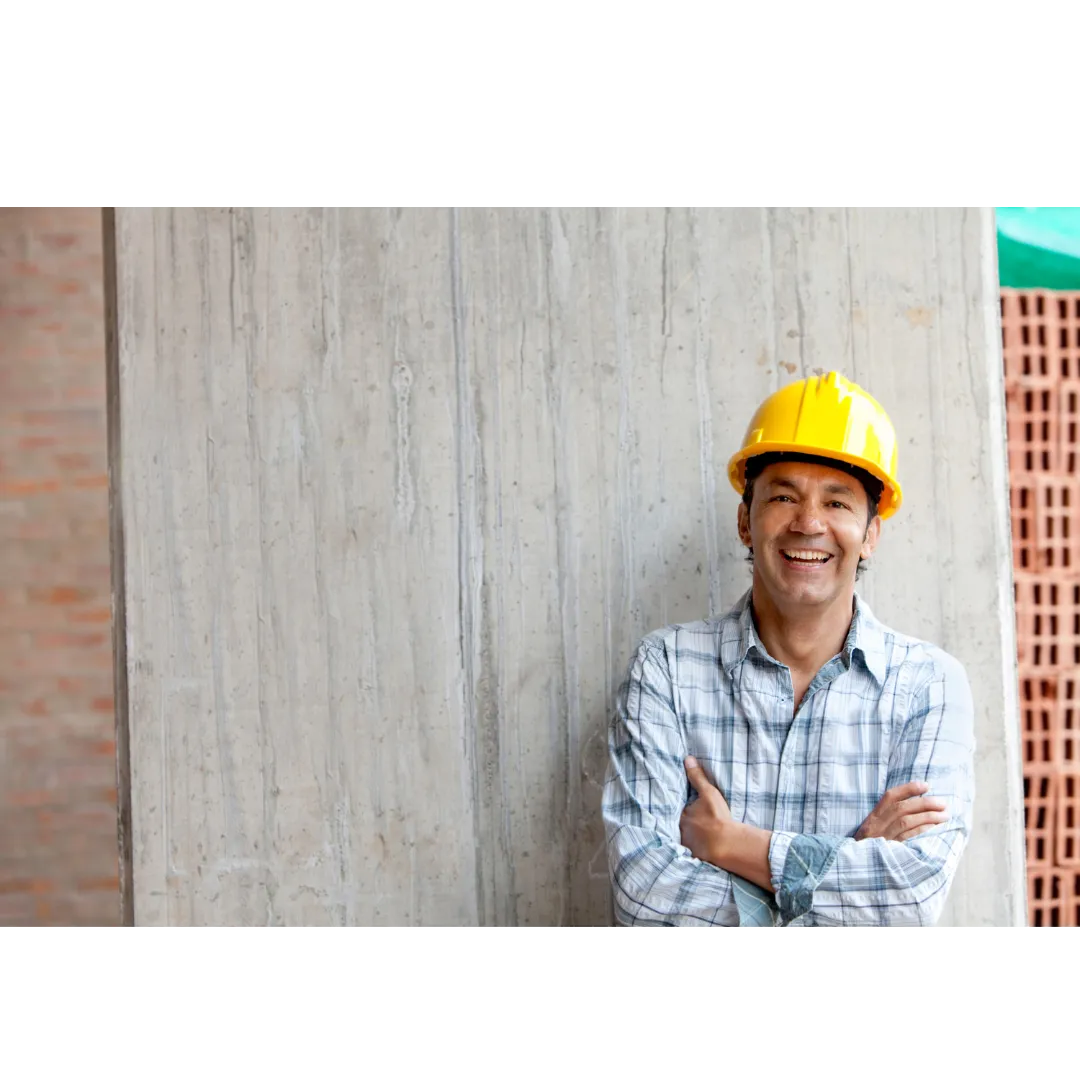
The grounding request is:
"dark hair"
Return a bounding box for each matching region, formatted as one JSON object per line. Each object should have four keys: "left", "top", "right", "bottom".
{"left": 740, "top": 451, "right": 882, "bottom": 579}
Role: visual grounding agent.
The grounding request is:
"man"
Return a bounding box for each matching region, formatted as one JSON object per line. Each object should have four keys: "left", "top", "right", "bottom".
{"left": 602, "top": 371, "right": 975, "bottom": 926}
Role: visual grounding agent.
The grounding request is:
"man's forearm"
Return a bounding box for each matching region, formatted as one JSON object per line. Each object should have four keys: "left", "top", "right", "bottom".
{"left": 608, "top": 824, "right": 741, "bottom": 925}
{"left": 708, "top": 821, "right": 775, "bottom": 893}
{"left": 703, "top": 817, "right": 969, "bottom": 924}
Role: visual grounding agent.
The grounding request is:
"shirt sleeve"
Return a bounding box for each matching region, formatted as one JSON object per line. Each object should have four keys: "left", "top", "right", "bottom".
{"left": 766, "top": 650, "right": 976, "bottom": 926}
{"left": 603, "top": 639, "right": 764, "bottom": 926}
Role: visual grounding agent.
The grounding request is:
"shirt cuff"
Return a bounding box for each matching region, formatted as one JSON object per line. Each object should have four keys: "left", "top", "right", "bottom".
{"left": 768, "top": 831, "right": 844, "bottom": 924}
{"left": 768, "top": 830, "right": 796, "bottom": 893}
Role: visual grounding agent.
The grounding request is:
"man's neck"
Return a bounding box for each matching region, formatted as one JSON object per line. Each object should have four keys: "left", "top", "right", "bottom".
{"left": 749, "top": 581, "right": 856, "bottom": 677}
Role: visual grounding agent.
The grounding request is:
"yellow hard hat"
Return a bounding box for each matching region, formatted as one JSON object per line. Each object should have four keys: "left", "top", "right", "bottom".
{"left": 727, "top": 371, "right": 902, "bottom": 519}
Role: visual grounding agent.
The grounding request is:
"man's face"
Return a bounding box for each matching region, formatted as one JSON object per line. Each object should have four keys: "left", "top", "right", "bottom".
{"left": 737, "top": 460, "right": 881, "bottom": 610}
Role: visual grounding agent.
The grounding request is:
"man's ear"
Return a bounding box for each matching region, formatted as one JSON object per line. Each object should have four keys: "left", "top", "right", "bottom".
{"left": 737, "top": 501, "right": 753, "bottom": 550}
{"left": 861, "top": 515, "right": 881, "bottom": 560}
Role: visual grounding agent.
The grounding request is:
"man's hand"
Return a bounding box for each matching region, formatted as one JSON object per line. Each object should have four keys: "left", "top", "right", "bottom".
{"left": 855, "top": 780, "right": 949, "bottom": 842}
{"left": 680, "top": 756, "right": 734, "bottom": 864}
{"left": 681, "top": 756, "right": 776, "bottom": 891}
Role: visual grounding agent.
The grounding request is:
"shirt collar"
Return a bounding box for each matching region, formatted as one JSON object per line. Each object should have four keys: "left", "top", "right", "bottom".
{"left": 722, "top": 589, "right": 888, "bottom": 686}
{"left": 720, "top": 590, "right": 765, "bottom": 676}
{"left": 846, "top": 594, "right": 888, "bottom": 685}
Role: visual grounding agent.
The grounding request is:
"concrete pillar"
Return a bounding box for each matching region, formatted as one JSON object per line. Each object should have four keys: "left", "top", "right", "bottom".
{"left": 105, "top": 208, "right": 1024, "bottom": 925}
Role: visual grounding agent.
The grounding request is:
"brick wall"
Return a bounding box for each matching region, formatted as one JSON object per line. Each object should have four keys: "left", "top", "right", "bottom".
{"left": 1003, "top": 288, "right": 1080, "bottom": 926}
{"left": 0, "top": 208, "right": 119, "bottom": 925}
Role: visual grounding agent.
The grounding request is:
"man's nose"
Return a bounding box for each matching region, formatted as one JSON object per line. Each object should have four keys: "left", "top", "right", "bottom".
{"left": 788, "top": 503, "right": 827, "bottom": 533}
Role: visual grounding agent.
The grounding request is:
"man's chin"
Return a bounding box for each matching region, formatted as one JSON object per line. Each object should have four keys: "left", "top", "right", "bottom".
{"left": 761, "top": 566, "right": 845, "bottom": 606}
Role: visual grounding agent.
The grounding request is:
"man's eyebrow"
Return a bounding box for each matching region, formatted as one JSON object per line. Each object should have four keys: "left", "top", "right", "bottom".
{"left": 823, "top": 481, "right": 858, "bottom": 497}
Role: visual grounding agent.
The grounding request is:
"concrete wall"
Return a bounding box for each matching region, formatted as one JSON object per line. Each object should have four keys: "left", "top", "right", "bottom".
{"left": 106, "top": 208, "right": 1025, "bottom": 925}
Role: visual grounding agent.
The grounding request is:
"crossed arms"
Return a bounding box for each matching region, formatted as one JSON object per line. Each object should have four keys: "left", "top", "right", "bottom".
{"left": 602, "top": 641, "right": 976, "bottom": 926}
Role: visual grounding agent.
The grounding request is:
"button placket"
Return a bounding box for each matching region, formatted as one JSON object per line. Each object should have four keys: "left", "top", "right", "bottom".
{"left": 777, "top": 658, "right": 843, "bottom": 834}
{"left": 775, "top": 666, "right": 799, "bottom": 833}
{"left": 801, "top": 658, "right": 845, "bottom": 834}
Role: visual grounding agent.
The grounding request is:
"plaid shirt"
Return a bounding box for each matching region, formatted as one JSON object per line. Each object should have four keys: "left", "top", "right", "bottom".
{"left": 602, "top": 589, "right": 976, "bottom": 926}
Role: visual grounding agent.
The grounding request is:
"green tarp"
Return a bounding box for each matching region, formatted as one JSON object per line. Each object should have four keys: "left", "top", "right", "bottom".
{"left": 997, "top": 207, "right": 1080, "bottom": 289}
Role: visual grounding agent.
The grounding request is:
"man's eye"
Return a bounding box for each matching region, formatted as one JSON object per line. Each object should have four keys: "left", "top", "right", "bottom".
{"left": 771, "top": 495, "right": 792, "bottom": 503}
{"left": 829, "top": 501, "right": 851, "bottom": 510}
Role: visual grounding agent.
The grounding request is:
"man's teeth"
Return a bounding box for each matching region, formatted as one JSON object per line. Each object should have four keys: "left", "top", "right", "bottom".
{"left": 782, "top": 550, "right": 831, "bottom": 562}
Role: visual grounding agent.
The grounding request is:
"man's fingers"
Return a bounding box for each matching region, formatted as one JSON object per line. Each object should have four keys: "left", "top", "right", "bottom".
{"left": 684, "top": 756, "right": 715, "bottom": 795}
{"left": 882, "top": 780, "right": 930, "bottom": 803}
{"left": 896, "top": 795, "right": 947, "bottom": 816}
{"left": 894, "top": 810, "right": 949, "bottom": 836}
{"left": 896, "top": 824, "right": 933, "bottom": 841}
{"left": 896, "top": 817, "right": 949, "bottom": 841}
{"left": 856, "top": 793, "right": 948, "bottom": 841}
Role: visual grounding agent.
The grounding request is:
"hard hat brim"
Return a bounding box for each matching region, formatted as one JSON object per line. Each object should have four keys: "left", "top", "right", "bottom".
{"left": 727, "top": 441, "right": 902, "bottom": 520}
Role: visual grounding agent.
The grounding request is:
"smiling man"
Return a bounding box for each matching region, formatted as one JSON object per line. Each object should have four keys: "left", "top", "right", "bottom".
{"left": 602, "top": 371, "right": 976, "bottom": 926}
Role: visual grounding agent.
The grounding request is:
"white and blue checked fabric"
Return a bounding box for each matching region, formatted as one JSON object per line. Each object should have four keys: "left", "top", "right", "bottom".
{"left": 602, "top": 590, "right": 976, "bottom": 926}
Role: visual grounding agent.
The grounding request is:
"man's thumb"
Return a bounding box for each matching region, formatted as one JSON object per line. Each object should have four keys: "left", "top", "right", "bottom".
{"left": 684, "top": 755, "right": 711, "bottom": 793}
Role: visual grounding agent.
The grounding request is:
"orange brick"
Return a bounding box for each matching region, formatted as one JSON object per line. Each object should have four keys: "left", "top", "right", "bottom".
{"left": 57, "top": 676, "right": 99, "bottom": 694}
{"left": 66, "top": 608, "right": 111, "bottom": 625}
{"left": 1029, "top": 869, "right": 1073, "bottom": 927}
{"left": 72, "top": 474, "right": 107, "bottom": 489}
{"left": 0, "top": 880, "right": 29, "bottom": 898}
{"left": 1060, "top": 671, "right": 1080, "bottom": 770}
{"left": 36, "top": 807, "right": 117, "bottom": 833}
{"left": 32, "top": 632, "right": 107, "bottom": 649}
{"left": 76, "top": 876, "right": 119, "bottom": 892}
{"left": 28, "top": 523, "right": 81, "bottom": 543}
{"left": 0, "top": 895, "right": 36, "bottom": 925}
{"left": 8, "top": 603, "right": 61, "bottom": 633}
{"left": 71, "top": 521, "right": 110, "bottom": 540}
{"left": 29, "top": 586, "right": 93, "bottom": 604}
{"left": 39, "top": 234, "right": 77, "bottom": 252}
{"left": 62, "top": 386, "right": 104, "bottom": 403}
{"left": 55, "top": 760, "right": 116, "bottom": 791}
{"left": 0, "top": 304, "right": 45, "bottom": 318}
{"left": 1020, "top": 674, "right": 1059, "bottom": 768}
{"left": 70, "top": 347, "right": 106, "bottom": 364}
{"left": 54, "top": 452, "right": 94, "bottom": 470}
{"left": 7, "top": 790, "right": 56, "bottom": 809}
{"left": 1058, "top": 774, "right": 1080, "bottom": 866}
{"left": 1024, "top": 770, "right": 1056, "bottom": 866}
{"left": 0, "top": 478, "right": 62, "bottom": 495}
{"left": 18, "top": 408, "right": 99, "bottom": 428}
{"left": 0, "top": 879, "right": 45, "bottom": 896}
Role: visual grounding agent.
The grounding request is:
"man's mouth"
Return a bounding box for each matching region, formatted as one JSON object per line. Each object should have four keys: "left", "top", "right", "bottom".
{"left": 781, "top": 549, "right": 833, "bottom": 565}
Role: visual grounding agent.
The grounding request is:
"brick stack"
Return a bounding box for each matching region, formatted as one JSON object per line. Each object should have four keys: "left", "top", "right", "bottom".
{"left": 1003, "top": 288, "right": 1080, "bottom": 926}
{"left": 0, "top": 209, "right": 119, "bottom": 925}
